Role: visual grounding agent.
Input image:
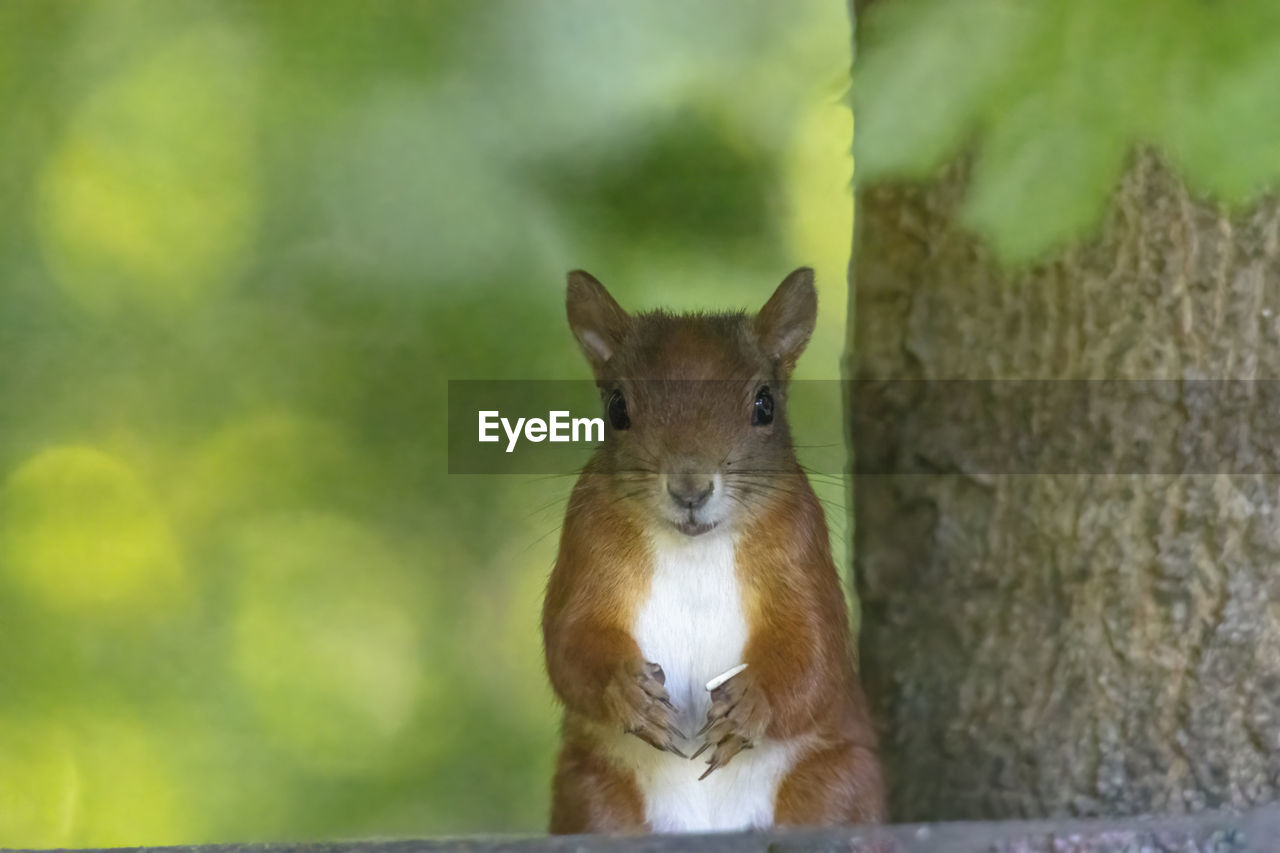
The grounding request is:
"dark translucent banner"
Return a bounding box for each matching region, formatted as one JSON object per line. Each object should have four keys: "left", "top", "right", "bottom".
{"left": 852, "top": 379, "right": 1280, "bottom": 476}
{"left": 447, "top": 380, "right": 1280, "bottom": 475}
{"left": 447, "top": 380, "right": 845, "bottom": 475}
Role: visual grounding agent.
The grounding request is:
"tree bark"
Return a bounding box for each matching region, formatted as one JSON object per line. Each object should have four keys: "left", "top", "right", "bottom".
{"left": 850, "top": 140, "right": 1280, "bottom": 820}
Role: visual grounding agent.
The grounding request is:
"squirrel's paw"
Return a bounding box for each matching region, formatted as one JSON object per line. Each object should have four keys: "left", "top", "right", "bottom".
{"left": 693, "top": 668, "right": 769, "bottom": 778}
{"left": 604, "top": 660, "right": 688, "bottom": 758}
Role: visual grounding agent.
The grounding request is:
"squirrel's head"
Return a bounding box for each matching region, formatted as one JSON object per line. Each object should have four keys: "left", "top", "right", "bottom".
{"left": 566, "top": 268, "right": 816, "bottom": 538}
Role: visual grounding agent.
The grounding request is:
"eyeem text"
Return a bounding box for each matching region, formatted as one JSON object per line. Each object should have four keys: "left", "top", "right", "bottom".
{"left": 478, "top": 410, "right": 605, "bottom": 453}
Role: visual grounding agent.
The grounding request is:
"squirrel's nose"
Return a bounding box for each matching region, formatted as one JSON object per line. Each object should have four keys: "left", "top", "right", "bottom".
{"left": 667, "top": 474, "right": 714, "bottom": 510}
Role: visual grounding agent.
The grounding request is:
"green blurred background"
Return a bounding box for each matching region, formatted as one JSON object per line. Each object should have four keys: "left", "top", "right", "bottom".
{"left": 0, "top": 1, "right": 854, "bottom": 844}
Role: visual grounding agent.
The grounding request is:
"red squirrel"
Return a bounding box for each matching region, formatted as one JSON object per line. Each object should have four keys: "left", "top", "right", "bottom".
{"left": 542, "top": 268, "right": 886, "bottom": 833}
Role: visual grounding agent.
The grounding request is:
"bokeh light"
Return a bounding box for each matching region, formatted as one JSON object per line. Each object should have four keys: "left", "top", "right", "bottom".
{"left": 0, "top": 0, "right": 855, "bottom": 842}
{"left": 1, "top": 446, "right": 184, "bottom": 613}
{"left": 37, "top": 24, "right": 257, "bottom": 314}
{"left": 230, "top": 514, "right": 427, "bottom": 772}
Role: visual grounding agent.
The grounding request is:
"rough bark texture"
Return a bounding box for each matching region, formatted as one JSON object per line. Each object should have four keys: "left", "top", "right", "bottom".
{"left": 850, "top": 145, "right": 1280, "bottom": 822}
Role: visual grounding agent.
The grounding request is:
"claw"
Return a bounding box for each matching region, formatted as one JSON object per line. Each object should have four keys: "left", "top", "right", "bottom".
{"left": 646, "top": 662, "right": 666, "bottom": 685}
{"left": 629, "top": 728, "right": 663, "bottom": 753}
{"left": 663, "top": 722, "right": 689, "bottom": 742}
{"left": 690, "top": 740, "right": 712, "bottom": 760}
{"left": 695, "top": 717, "right": 715, "bottom": 738}
{"left": 697, "top": 734, "right": 751, "bottom": 779}
{"left": 641, "top": 679, "right": 669, "bottom": 699}
{"left": 700, "top": 718, "right": 732, "bottom": 746}
{"left": 628, "top": 720, "right": 691, "bottom": 759}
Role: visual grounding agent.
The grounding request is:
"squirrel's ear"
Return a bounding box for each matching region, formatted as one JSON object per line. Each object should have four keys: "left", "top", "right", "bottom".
{"left": 567, "top": 270, "right": 632, "bottom": 371}
{"left": 756, "top": 267, "right": 817, "bottom": 373}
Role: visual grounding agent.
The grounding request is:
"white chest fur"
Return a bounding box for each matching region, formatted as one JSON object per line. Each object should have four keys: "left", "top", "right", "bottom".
{"left": 604, "top": 531, "right": 804, "bottom": 833}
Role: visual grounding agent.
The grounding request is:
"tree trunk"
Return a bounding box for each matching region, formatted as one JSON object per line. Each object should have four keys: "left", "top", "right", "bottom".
{"left": 849, "top": 143, "right": 1280, "bottom": 820}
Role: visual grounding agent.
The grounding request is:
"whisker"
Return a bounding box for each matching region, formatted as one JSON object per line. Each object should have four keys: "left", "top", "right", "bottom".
{"left": 523, "top": 522, "right": 565, "bottom": 552}
{"left": 522, "top": 494, "right": 570, "bottom": 521}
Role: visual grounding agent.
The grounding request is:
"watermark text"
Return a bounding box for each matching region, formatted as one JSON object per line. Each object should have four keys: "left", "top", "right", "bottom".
{"left": 478, "top": 410, "right": 604, "bottom": 453}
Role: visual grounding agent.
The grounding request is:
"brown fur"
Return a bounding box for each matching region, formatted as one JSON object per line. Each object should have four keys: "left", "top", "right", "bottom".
{"left": 739, "top": 478, "right": 887, "bottom": 825}
{"left": 543, "top": 269, "right": 886, "bottom": 832}
{"left": 549, "top": 726, "right": 647, "bottom": 834}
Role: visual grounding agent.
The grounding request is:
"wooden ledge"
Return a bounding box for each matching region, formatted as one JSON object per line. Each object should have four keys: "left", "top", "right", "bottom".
{"left": 10, "top": 806, "right": 1276, "bottom": 853}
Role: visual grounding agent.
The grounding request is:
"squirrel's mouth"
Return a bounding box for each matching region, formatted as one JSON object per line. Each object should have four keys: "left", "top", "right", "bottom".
{"left": 674, "top": 517, "right": 718, "bottom": 537}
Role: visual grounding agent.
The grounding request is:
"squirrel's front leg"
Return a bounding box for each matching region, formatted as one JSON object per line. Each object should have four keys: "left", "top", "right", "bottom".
{"left": 545, "top": 620, "right": 687, "bottom": 756}
{"left": 692, "top": 664, "right": 771, "bottom": 778}
{"left": 693, "top": 615, "right": 829, "bottom": 778}
{"left": 606, "top": 658, "right": 689, "bottom": 757}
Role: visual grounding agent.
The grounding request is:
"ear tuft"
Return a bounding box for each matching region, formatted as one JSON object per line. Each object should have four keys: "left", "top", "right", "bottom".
{"left": 566, "top": 270, "right": 632, "bottom": 372}
{"left": 755, "top": 267, "right": 817, "bottom": 373}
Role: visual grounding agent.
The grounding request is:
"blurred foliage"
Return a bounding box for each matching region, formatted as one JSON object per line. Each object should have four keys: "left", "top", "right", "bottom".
{"left": 0, "top": 0, "right": 854, "bottom": 845}
{"left": 854, "top": 0, "right": 1280, "bottom": 263}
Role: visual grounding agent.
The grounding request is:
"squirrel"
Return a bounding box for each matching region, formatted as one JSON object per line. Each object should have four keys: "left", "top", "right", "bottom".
{"left": 542, "top": 268, "right": 886, "bottom": 834}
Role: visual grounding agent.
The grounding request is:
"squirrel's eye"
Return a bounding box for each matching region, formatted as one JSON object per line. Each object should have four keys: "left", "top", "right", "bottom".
{"left": 607, "top": 390, "right": 630, "bottom": 430}
{"left": 752, "top": 386, "right": 774, "bottom": 426}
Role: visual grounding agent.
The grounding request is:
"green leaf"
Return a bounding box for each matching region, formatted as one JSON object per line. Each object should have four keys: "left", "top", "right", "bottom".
{"left": 1160, "top": 5, "right": 1280, "bottom": 205}
{"left": 853, "top": 0, "right": 1040, "bottom": 180}
{"left": 855, "top": 0, "right": 1280, "bottom": 264}
{"left": 959, "top": 0, "right": 1170, "bottom": 261}
{"left": 963, "top": 90, "right": 1127, "bottom": 264}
